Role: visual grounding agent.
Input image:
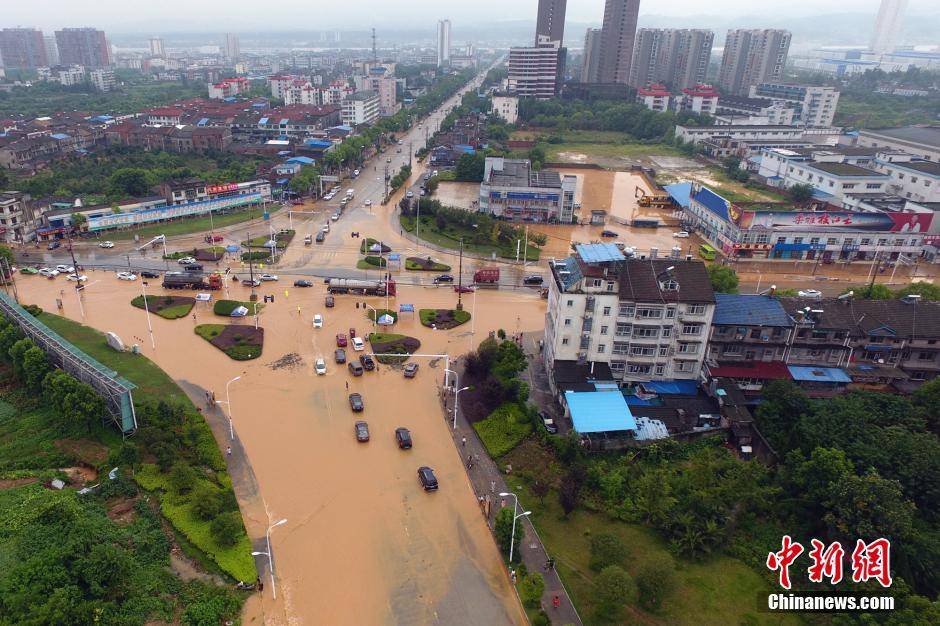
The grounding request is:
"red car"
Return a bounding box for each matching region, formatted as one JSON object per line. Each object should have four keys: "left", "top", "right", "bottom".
{"left": 336, "top": 333, "right": 347, "bottom": 347}
{"left": 454, "top": 285, "right": 475, "bottom": 293}
{"left": 349, "top": 327, "right": 356, "bottom": 339}
{"left": 291, "top": 199, "right": 304, "bottom": 206}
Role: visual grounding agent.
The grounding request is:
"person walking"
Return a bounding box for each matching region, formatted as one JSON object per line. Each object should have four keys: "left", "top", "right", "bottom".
{"left": 552, "top": 595, "right": 560, "bottom": 610}
{"left": 461, "top": 436, "right": 466, "bottom": 447}
{"left": 226, "top": 446, "right": 232, "bottom": 456}
{"left": 490, "top": 480, "right": 496, "bottom": 494}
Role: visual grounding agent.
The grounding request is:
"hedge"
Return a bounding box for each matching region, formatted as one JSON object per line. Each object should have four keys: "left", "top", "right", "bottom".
{"left": 473, "top": 403, "right": 533, "bottom": 458}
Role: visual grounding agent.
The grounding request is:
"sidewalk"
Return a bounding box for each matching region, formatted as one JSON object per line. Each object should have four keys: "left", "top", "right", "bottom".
{"left": 444, "top": 358, "right": 583, "bottom": 626}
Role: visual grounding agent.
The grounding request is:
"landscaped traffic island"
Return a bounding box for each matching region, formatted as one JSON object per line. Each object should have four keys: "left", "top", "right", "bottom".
{"left": 406, "top": 256, "right": 451, "bottom": 272}
{"left": 195, "top": 324, "right": 264, "bottom": 360}
{"left": 131, "top": 295, "right": 195, "bottom": 319}
{"left": 419, "top": 308, "right": 470, "bottom": 329}
{"left": 213, "top": 299, "right": 262, "bottom": 317}
{"left": 368, "top": 332, "right": 420, "bottom": 364}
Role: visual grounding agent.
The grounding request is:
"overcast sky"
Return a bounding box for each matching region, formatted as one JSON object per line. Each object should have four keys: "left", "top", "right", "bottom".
{"left": 5, "top": 0, "right": 936, "bottom": 31}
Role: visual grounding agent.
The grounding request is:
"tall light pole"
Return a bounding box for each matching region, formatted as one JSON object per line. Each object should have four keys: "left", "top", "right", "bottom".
{"left": 218, "top": 375, "right": 242, "bottom": 440}
{"left": 252, "top": 518, "right": 288, "bottom": 600}
{"left": 498, "top": 491, "right": 530, "bottom": 564}
{"left": 444, "top": 368, "right": 458, "bottom": 393}
{"left": 140, "top": 278, "right": 156, "bottom": 349}
{"left": 454, "top": 386, "right": 469, "bottom": 429}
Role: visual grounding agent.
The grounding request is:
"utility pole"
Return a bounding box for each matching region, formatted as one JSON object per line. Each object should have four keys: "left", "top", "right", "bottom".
{"left": 383, "top": 162, "right": 390, "bottom": 200}
{"left": 523, "top": 225, "right": 528, "bottom": 266}
{"left": 409, "top": 140, "right": 413, "bottom": 169}
{"left": 247, "top": 231, "right": 257, "bottom": 302}
{"left": 456, "top": 240, "right": 464, "bottom": 311}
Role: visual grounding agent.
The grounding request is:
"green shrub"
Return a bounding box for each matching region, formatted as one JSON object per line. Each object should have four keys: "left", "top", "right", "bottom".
{"left": 636, "top": 555, "right": 677, "bottom": 612}
{"left": 363, "top": 256, "right": 387, "bottom": 267}
{"left": 160, "top": 497, "right": 256, "bottom": 581}
{"left": 473, "top": 403, "right": 533, "bottom": 458}
{"left": 168, "top": 462, "right": 198, "bottom": 494}
{"left": 210, "top": 511, "right": 243, "bottom": 547}
{"left": 191, "top": 483, "right": 223, "bottom": 520}
{"left": 518, "top": 572, "right": 545, "bottom": 608}
{"left": 589, "top": 532, "right": 626, "bottom": 572}
{"left": 212, "top": 300, "right": 260, "bottom": 316}
{"left": 194, "top": 324, "right": 224, "bottom": 340}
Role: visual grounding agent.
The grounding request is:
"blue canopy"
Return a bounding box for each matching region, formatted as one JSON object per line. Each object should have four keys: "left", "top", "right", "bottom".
{"left": 224, "top": 245, "right": 240, "bottom": 253}
{"left": 564, "top": 391, "right": 636, "bottom": 434}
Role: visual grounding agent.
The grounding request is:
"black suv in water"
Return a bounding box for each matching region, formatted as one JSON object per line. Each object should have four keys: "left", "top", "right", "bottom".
{"left": 523, "top": 275, "right": 544, "bottom": 285}
{"left": 348, "top": 393, "right": 364, "bottom": 412}
{"left": 395, "top": 427, "right": 412, "bottom": 449}
{"left": 417, "top": 466, "right": 438, "bottom": 491}
{"left": 359, "top": 355, "right": 375, "bottom": 371}
{"left": 433, "top": 274, "right": 454, "bottom": 284}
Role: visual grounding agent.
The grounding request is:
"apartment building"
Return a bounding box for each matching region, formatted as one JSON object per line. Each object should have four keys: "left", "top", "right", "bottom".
{"left": 545, "top": 243, "right": 716, "bottom": 386}
{"left": 341, "top": 90, "right": 380, "bottom": 126}
{"left": 89, "top": 68, "right": 115, "bottom": 92}
{"left": 874, "top": 151, "right": 940, "bottom": 203}
{"left": 748, "top": 83, "right": 840, "bottom": 127}
{"left": 629, "top": 29, "right": 714, "bottom": 91}
{"left": 55, "top": 28, "right": 111, "bottom": 68}
{"left": 718, "top": 29, "right": 791, "bottom": 96}
{"left": 672, "top": 84, "right": 720, "bottom": 115}
{"left": 479, "top": 157, "right": 577, "bottom": 223}
{"left": 856, "top": 126, "right": 940, "bottom": 163}
{"left": 597, "top": 0, "right": 641, "bottom": 84}
{"left": 0, "top": 192, "right": 35, "bottom": 244}
{"left": 715, "top": 95, "right": 796, "bottom": 126}
{"left": 0, "top": 28, "right": 48, "bottom": 69}
{"left": 636, "top": 85, "right": 671, "bottom": 112}
{"left": 581, "top": 28, "right": 603, "bottom": 83}
{"left": 491, "top": 94, "right": 519, "bottom": 124}
{"left": 507, "top": 38, "right": 566, "bottom": 99}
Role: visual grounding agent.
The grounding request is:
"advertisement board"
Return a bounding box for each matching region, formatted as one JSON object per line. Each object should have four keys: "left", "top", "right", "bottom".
{"left": 207, "top": 183, "right": 239, "bottom": 195}
{"left": 736, "top": 210, "right": 933, "bottom": 233}
{"left": 87, "top": 193, "right": 262, "bottom": 232}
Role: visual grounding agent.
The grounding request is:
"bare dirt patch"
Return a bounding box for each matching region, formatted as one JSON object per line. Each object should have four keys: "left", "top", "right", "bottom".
{"left": 54, "top": 439, "right": 108, "bottom": 465}
{"left": 0, "top": 477, "right": 38, "bottom": 490}
{"left": 61, "top": 465, "right": 97, "bottom": 487}
{"left": 107, "top": 497, "right": 138, "bottom": 525}
{"left": 556, "top": 152, "right": 589, "bottom": 162}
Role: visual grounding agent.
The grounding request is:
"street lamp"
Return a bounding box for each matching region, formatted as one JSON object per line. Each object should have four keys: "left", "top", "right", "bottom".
{"left": 251, "top": 518, "right": 287, "bottom": 600}
{"left": 443, "top": 368, "right": 458, "bottom": 392}
{"left": 218, "top": 375, "right": 241, "bottom": 440}
{"left": 453, "top": 386, "right": 469, "bottom": 429}
{"left": 498, "top": 491, "right": 531, "bottom": 564}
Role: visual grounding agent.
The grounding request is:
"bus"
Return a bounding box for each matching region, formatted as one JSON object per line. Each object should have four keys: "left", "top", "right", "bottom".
{"left": 698, "top": 244, "right": 717, "bottom": 261}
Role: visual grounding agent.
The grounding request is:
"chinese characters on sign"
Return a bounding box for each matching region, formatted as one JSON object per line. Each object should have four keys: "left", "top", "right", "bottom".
{"left": 767, "top": 537, "right": 892, "bottom": 590}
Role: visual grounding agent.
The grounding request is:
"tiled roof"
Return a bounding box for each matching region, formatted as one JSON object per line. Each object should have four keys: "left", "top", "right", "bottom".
{"left": 776, "top": 297, "right": 940, "bottom": 339}
{"left": 713, "top": 294, "right": 792, "bottom": 327}
{"left": 618, "top": 259, "right": 715, "bottom": 304}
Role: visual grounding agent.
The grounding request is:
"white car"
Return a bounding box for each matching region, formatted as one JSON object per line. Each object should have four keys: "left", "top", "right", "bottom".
{"left": 38, "top": 268, "right": 59, "bottom": 278}
{"left": 99, "top": 241, "right": 114, "bottom": 248}
{"left": 798, "top": 289, "right": 823, "bottom": 299}
{"left": 178, "top": 257, "right": 197, "bottom": 265}
{"left": 117, "top": 272, "right": 137, "bottom": 281}
{"left": 315, "top": 358, "right": 327, "bottom": 375}
{"left": 259, "top": 274, "right": 278, "bottom": 281}
{"left": 195, "top": 293, "right": 212, "bottom": 302}
{"left": 55, "top": 264, "right": 74, "bottom": 273}
{"left": 313, "top": 314, "right": 323, "bottom": 328}
{"left": 351, "top": 336, "right": 365, "bottom": 351}
{"left": 673, "top": 231, "right": 690, "bottom": 238}
{"left": 67, "top": 274, "right": 88, "bottom": 282}
{"left": 331, "top": 214, "right": 339, "bottom": 221}
{"left": 364, "top": 199, "right": 372, "bottom": 207}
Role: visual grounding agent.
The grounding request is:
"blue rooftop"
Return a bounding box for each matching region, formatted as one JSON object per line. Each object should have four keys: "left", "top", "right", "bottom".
{"left": 575, "top": 242, "right": 625, "bottom": 264}
{"left": 664, "top": 182, "right": 692, "bottom": 209}
{"left": 787, "top": 366, "right": 851, "bottom": 384}
{"left": 713, "top": 294, "right": 792, "bottom": 327}
{"left": 565, "top": 391, "right": 637, "bottom": 434}
{"left": 50, "top": 133, "right": 70, "bottom": 140}
{"left": 640, "top": 380, "right": 699, "bottom": 395}
{"left": 286, "top": 156, "right": 315, "bottom": 165}
{"left": 197, "top": 117, "right": 209, "bottom": 126}
{"left": 304, "top": 139, "right": 333, "bottom": 149}
{"left": 692, "top": 186, "right": 730, "bottom": 221}
{"left": 454, "top": 144, "right": 475, "bottom": 154}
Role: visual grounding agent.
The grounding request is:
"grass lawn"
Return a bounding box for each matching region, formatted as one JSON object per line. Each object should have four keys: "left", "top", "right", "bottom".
{"left": 506, "top": 477, "right": 802, "bottom": 626}
{"left": 405, "top": 257, "right": 451, "bottom": 272}
{"left": 194, "top": 324, "right": 263, "bottom": 361}
{"left": 213, "top": 299, "right": 263, "bottom": 317}
{"left": 241, "top": 229, "right": 294, "bottom": 249}
{"left": 512, "top": 129, "right": 627, "bottom": 144}
{"left": 131, "top": 295, "right": 195, "bottom": 320}
{"left": 359, "top": 238, "right": 391, "bottom": 254}
{"left": 104, "top": 205, "right": 281, "bottom": 242}
{"left": 357, "top": 256, "right": 387, "bottom": 270}
{"left": 400, "top": 215, "right": 541, "bottom": 261}
{"left": 37, "top": 312, "right": 183, "bottom": 403}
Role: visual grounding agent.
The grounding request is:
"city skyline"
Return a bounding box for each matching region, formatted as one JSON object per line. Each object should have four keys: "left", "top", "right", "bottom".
{"left": 3, "top": 0, "right": 937, "bottom": 31}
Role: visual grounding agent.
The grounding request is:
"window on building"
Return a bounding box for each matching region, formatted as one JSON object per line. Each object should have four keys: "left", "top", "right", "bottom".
{"left": 844, "top": 238, "right": 854, "bottom": 245}
{"left": 681, "top": 324, "right": 703, "bottom": 336}
{"left": 610, "top": 361, "right": 625, "bottom": 373}
{"left": 724, "top": 344, "right": 742, "bottom": 355}
{"left": 878, "top": 238, "right": 888, "bottom": 246}
{"left": 674, "top": 361, "right": 694, "bottom": 373}
{"left": 665, "top": 307, "right": 676, "bottom": 319}
{"left": 911, "top": 239, "right": 919, "bottom": 246}
{"left": 619, "top": 305, "right": 634, "bottom": 317}
{"left": 659, "top": 346, "right": 669, "bottom": 357}
{"left": 827, "top": 238, "right": 837, "bottom": 245}
{"left": 631, "top": 346, "right": 656, "bottom": 357}
{"left": 655, "top": 365, "right": 665, "bottom": 376}
{"left": 627, "top": 364, "right": 652, "bottom": 374}
{"left": 636, "top": 308, "right": 663, "bottom": 319}
{"left": 561, "top": 338, "right": 569, "bottom": 345}
{"left": 602, "top": 306, "right": 611, "bottom": 316}
{"left": 756, "top": 234, "right": 770, "bottom": 244}
{"left": 794, "top": 237, "right": 804, "bottom": 244}
{"left": 662, "top": 327, "right": 672, "bottom": 338}
{"left": 776, "top": 237, "right": 787, "bottom": 244}
{"left": 597, "top": 344, "right": 606, "bottom": 354}
{"left": 661, "top": 279, "right": 679, "bottom": 291}
{"left": 615, "top": 323, "right": 631, "bottom": 336}
{"left": 606, "top": 281, "right": 615, "bottom": 292}
{"left": 566, "top": 299, "right": 573, "bottom": 307}
{"left": 612, "top": 342, "right": 629, "bottom": 354}
{"left": 633, "top": 327, "right": 659, "bottom": 338}
{"left": 688, "top": 304, "right": 706, "bottom": 315}
{"left": 894, "top": 239, "right": 904, "bottom": 246}
{"left": 678, "top": 343, "right": 699, "bottom": 354}
{"left": 866, "top": 183, "right": 881, "bottom": 189}
{"left": 600, "top": 325, "right": 609, "bottom": 335}
{"left": 861, "top": 238, "right": 871, "bottom": 245}
{"left": 564, "top": 319, "right": 571, "bottom": 326}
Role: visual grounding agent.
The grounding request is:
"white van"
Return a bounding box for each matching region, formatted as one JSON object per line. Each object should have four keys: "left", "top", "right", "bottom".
{"left": 353, "top": 169, "right": 360, "bottom": 177}
{"left": 346, "top": 189, "right": 354, "bottom": 198}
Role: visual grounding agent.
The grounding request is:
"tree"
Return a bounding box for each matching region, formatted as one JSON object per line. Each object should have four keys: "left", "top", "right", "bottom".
{"left": 494, "top": 506, "right": 524, "bottom": 562}
{"left": 850, "top": 283, "right": 893, "bottom": 299}
{"left": 824, "top": 470, "right": 916, "bottom": 542}
{"left": 913, "top": 377, "right": 940, "bottom": 434}
{"left": 454, "top": 152, "right": 485, "bottom": 182}
{"left": 70, "top": 212, "right": 87, "bottom": 230}
{"left": 78, "top": 543, "right": 132, "bottom": 599}
{"left": 636, "top": 555, "right": 677, "bottom": 612}
{"left": 589, "top": 532, "right": 626, "bottom": 572}
{"left": 518, "top": 572, "right": 545, "bottom": 609}
{"left": 754, "top": 380, "right": 810, "bottom": 452}
{"left": 191, "top": 483, "right": 223, "bottom": 520}
{"left": 0, "top": 244, "right": 14, "bottom": 268}
{"left": 168, "top": 462, "right": 198, "bottom": 494}
{"left": 528, "top": 145, "right": 546, "bottom": 170}
{"left": 787, "top": 183, "right": 816, "bottom": 203}
{"left": 210, "top": 511, "right": 243, "bottom": 547}
{"left": 22, "top": 345, "right": 50, "bottom": 391}
{"left": 530, "top": 479, "right": 550, "bottom": 505}
{"left": 559, "top": 472, "right": 582, "bottom": 517}
{"left": 108, "top": 167, "right": 152, "bottom": 197}
{"left": 782, "top": 447, "right": 854, "bottom": 520}
{"left": 593, "top": 565, "right": 633, "bottom": 620}
{"left": 706, "top": 265, "right": 739, "bottom": 294}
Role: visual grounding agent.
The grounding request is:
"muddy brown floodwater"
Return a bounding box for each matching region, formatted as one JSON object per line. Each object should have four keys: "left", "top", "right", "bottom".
{"left": 16, "top": 262, "right": 544, "bottom": 625}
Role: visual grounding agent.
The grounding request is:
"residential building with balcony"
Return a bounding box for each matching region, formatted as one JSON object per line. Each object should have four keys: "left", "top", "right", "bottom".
{"left": 636, "top": 84, "right": 671, "bottom": 112}
{"left": 748, "top": 83, "right": 840, "bottom": 127}
{"left": 341, "top": 90, "right": 380, "bottom": 126}
{"left": 544, "top": 243, "right": 716, "bottom": 389}
{"left": 0, "top": 192, "right": 36, "bottom": 243}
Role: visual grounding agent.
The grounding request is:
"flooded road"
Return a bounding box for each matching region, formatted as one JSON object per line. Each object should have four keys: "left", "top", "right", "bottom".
{"left": 16, "top": 259, "right": 543, "bottom": 625}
